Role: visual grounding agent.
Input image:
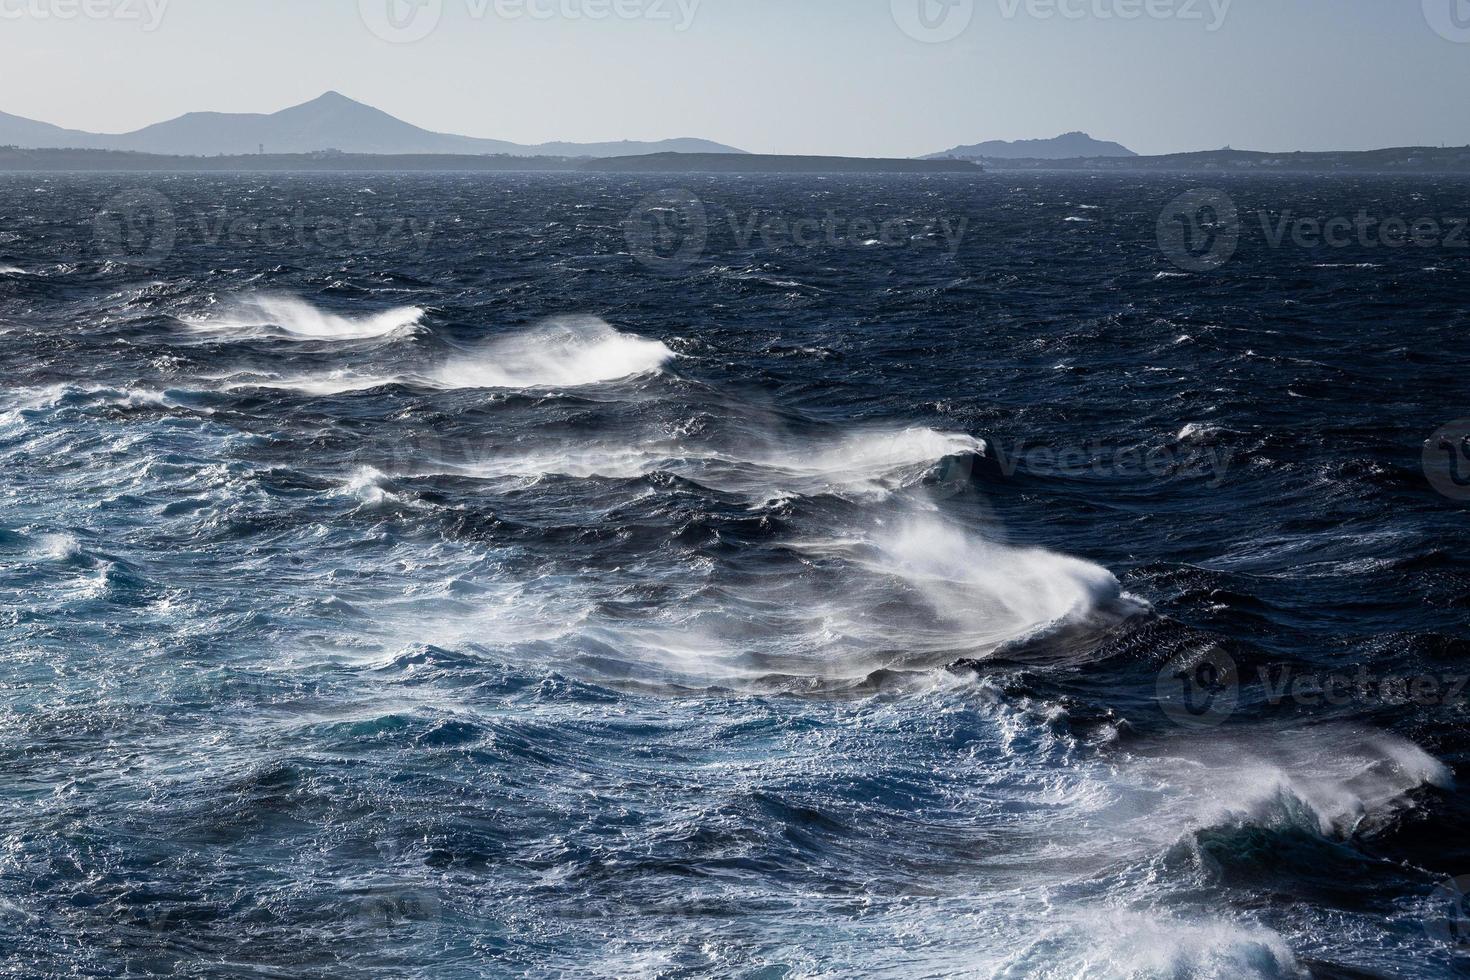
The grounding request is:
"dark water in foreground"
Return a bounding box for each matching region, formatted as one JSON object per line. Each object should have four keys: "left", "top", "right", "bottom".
{"left": 1, "top": 172, "right": 1468, "bottom": 978}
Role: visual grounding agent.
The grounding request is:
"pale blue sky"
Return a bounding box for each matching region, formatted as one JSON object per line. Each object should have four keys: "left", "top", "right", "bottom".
{"left": 2, "top": 0, "right": 1467, "bottom": 156}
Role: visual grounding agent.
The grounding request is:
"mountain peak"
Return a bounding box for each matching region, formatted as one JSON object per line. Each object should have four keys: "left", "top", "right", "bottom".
{"left": 294, "top": 91, "right": 367, "bottom": 110}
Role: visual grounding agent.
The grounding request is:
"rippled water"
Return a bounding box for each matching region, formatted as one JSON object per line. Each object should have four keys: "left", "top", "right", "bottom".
{"left": 1, "top": 172, "right": 1468, "bottom": 978}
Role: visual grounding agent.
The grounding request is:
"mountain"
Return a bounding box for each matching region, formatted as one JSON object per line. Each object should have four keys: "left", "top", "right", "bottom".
{"left": 0, "top": 92, "right": 746, "bottom": 158}
{"left": 0, "top": 111, "right": 106, "bottom": 150}
{"left": 925, "top": 132, "right": 1136, "bottom": 160}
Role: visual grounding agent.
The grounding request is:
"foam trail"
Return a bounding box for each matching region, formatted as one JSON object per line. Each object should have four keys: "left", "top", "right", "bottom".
{"left": 994, "top": 912, "right": 1305, "bottom": 979}
{"left": 742, "top": 427, "right": 985, "bottom": 496}
{"left": 866, "top": 515, "right": 1128, "bottom": 645}
{"left": 187, "top": 294, "right": 423, "bottom": 341}
{"left": 430, "top": 317, "right": 673, "bottom": 389}
{"left": 0, "top": 265, "right": 24, "bottom": 276}
{"left": 218, "top": 317, "right": 672, "bottom": 394}
{"left": 425, "top": 426, "right": 983, "bottom": 499}
{"left": 588, "top": 511, "right": 1135, "bottom": 689}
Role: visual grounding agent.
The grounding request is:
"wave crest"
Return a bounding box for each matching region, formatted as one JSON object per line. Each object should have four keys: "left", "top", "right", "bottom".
{"left": 431, "top": 317, "right": 674, "bottom": 390}
{"left": 187, "top": 294, "right": 424, "bottom": 341}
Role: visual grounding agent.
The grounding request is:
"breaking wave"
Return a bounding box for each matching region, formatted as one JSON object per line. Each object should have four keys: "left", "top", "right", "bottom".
{"left": 217, "top": 316, "right": 673, "bottom": 393}
{"left": 429, "top": 316, "right": 674, "bottom": 389}
{"left": 185, "top": 294, "right": 424, "bottom": 341}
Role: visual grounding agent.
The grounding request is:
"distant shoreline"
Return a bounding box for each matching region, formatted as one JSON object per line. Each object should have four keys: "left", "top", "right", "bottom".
{"left": 0, "top": 148, "right": 982, "bottom": 175}
{"left": 963, "top": 146, "right": 1470, "bottom": 174}
{"left": 7, "top": 145, "right": 1469, "bottom": 176}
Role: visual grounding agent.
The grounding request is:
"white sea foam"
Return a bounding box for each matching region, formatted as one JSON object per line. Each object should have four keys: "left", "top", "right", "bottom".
{"left": 1181, "top": 732, "right": 1451, "bottom": 840}
{"left": 431, "top": 426, "right": 983, "bottom": 501}
{"left": 993, "top": 911, "right": 1306, "bottom": 979}
{"left": 3, "top": 384, "right": 191, "bottom": 414}
{"left": 335, "top": 466, "right": 405, "bottom": 509}
{"left": 429, "top": 316, "right": 674, "bottom": 390}
{"left": 744, "top": 427, "right": 984, "bottom": 495}
{"left": 0, "top": 265, "right": 25, "bottom": 276}
{"left": 579, "top": 510, "right": 1137, "bottom": 689}
{"left": 222, "top": 316, "right": 673, "bottom": 394}
{"left": 186, "top": 294, "right": 424, "bottom": 341}
{"left": 823, "top": 514, "right": 1128, "bottom": 658}
{"left": 37, "top": 533, "right": 83, "bottom": 561}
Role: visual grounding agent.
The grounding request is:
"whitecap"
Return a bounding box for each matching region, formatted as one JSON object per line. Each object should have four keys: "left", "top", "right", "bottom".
{"left": 429, "top": 316, "right": 673, "bottom": 390}
{"left": 420, "top": 425, "right": 984, "bottom": 501}
{"left": 335, "top": 466, "right": 406, "bottom": 509}
{"left": 994, "top": 911, "right": 1305, "bottom": 979}
{"left": 185, "top": 293, "right": 423, "bottom": 341}
{"left": 220, "top": 316, "right": 674, "bottom": 395}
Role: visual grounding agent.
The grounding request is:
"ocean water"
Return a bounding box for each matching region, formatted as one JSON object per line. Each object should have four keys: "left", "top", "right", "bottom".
{"left": 0, "top": 172, "right": 1467, "bottom": 978}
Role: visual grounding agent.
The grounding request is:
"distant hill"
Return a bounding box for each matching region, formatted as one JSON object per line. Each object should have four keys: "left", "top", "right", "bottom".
{"left": 926, "top": 132, "right": 1137, "bottom": 160}
{"left": 588, "top": 153, "right": 981, "bottom": 174}
{"left": 0, "top": 92, "right": 746, "bottom": 159}
{"left": 973, "top": 145, "right": 1470, "bottom": 173}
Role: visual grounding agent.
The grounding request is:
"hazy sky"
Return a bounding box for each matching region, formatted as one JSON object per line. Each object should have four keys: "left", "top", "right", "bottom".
{"left": 2, "top": 0, "right": 1468, "bottom": 156}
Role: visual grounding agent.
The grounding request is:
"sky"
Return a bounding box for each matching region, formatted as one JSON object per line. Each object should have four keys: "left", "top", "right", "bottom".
{"left": 1, "top": 0, "right": 1468, "bottom": 157}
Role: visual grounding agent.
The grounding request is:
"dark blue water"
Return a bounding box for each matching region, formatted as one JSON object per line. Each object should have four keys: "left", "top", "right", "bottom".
{"left": 1, "top": 172, "right": 1468, "bottom": 978}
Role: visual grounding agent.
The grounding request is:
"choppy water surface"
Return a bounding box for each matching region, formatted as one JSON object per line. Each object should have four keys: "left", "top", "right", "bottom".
{"left": 1, "top": 172, "right": 1468, "bottom": 978}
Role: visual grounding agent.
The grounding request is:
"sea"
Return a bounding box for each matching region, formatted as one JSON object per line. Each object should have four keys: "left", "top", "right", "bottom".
{"left": 0, "top": 171, "right": 1467, "bottom": 978}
